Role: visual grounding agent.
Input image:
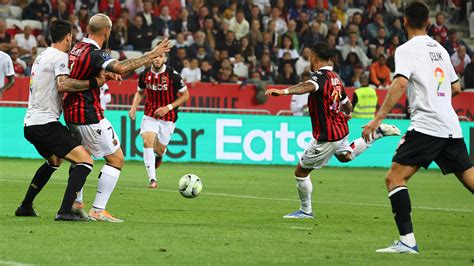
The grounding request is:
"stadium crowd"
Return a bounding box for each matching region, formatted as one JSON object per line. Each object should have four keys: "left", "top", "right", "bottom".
{"left": 0, "top": 0, "right": 473, "bottom": 88}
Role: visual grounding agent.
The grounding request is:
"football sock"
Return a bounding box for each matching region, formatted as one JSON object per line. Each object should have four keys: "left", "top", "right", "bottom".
{"left": 388, "top": 186, "right": 416, "bottom": 247}
{"left": 143, "top": 148, "right": 156, "bottom": 182}
{"left": 92, "top": 164, "right": 121, "bottom": 210}
{"left": 349, "top": 137, "right": 372, "bottom": 159}
{"left": 21, "top": 161, "right": 58, "bottom": 209}
{"left": 295, "top": 175, "right": 313, "bottom": 214}
{"left": 69, "top": 164, "right": 84, "bottom": 203}
{"left": 58, "top": 163, "right": 92, "bottom": 214}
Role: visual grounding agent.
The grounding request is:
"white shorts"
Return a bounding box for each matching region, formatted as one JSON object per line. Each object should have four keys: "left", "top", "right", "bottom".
{"left": 140, "top": 115, "right": 176, "bottom": 145}
{"left": 76, "top": 118, "right": 121, "bottom": 158}
{"left": 299, "top": 135, "right": 352, "bottom": 169}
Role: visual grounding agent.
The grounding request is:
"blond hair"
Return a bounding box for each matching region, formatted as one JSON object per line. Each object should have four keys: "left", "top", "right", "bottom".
{"left": 88, "top": 13, "right": 112, "bottom": 34}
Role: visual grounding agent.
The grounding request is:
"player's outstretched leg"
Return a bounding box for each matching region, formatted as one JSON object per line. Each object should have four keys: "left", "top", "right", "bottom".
{"left": 15, "top": 158, "right": 60, "bottom": 217}
{"left": 283, "top": 164, "right": 314, "bottom": 219}
{"left": 142, "top": 132, "right": 158, "bottom": 188}
{"left": 376, "top": 163, "right": 419, "bottom": 254}
{"left": 68, "top": 164, "right": 89, "bottom": 219}
{"left": 88, "top": 148, "right": 124, "bottom": 223}
{"left": 350, "top": 124, "right": 400, "bottom": 160}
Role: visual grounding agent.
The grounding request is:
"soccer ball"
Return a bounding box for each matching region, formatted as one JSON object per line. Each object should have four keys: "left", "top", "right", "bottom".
{"left": 178, "top": 174, "right": 202, "bottom": 198}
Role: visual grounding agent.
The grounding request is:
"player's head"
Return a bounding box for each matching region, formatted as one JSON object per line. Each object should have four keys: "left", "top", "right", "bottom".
{"left": 50, "top": 19, "right": 73, "bottom": 50}
{"left": 310, "top": 42, "right": 333, "bottom": 71}
{"left": 151, "top": 49, "right": 168, "bottom": 70}
{"left": 87, "top": 13, "right": 113, "bottom": 48}
{"left": 404, "top": 1, "right": 429, "bottom": 30}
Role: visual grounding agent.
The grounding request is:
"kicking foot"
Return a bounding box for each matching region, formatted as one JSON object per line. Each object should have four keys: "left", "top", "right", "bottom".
{"left": 376, "top": 241, "right": 419, "bottom": 254}
{"left": 54, "top": 213, "right": 89, "bottom": 221}
{"left": 149, "top": 179, "right": 158, "bottom": 189}
{"left": 378, "top": 124, "right": 401, "bottom": 136}
{"left": 283, "top": 210, "right": 314, "bottom": 219}
{"left": 15, "top": 205, "right": 38, "bottom": 217}
{"left": 89, "top": 209, "right": 124, "bottom": 223}
{"left": 71, "top": 201, "right": 89, "bottom": 219}
{"left": 155, "top": 156, "right": 163, "bottom": 169}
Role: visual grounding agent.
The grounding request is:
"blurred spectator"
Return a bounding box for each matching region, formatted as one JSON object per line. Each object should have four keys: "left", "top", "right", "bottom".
{"left": 247, "top": 4, "right": 263, "bottom": 26}
{"left": 350, "top": 64, "right": 364, "bottom": 87}
{"left": 366, "top": 13, "right": 390, "bottom": 40}
{"left": 295, "top": 11, "right": 310, "bottom": 36}
{"left": 328, "top": 10, "right": 342, "bottom": 30}
{"left": 157, "top": 6, "right": 175, "bottom": 38}
{"left": 285, "top": 19, "right": 300, "bottom": 51}
{"left": 253, "top": 0, "right": 271, "bottom": 13}
{"left": 109, "top": 17, "right": 130, "bottom": 51}
{"left": 128, "top": 15, "right": 153, "bottom": 52}
{"left": 295, "top": 46, "right": 310, "bottom": 76}
{"left": 69, "top": 14, "right": 84, "bottom": 42}
{"left": 77, "top": 4, "right": 89, "bottom": 33}
{"left": 428, "top": 12, "right": 448, "bottom": 45}
{"left": 302, "top": 21, "right": 325, "bottom": 49}
{"left": 195, "top": 6, "right": 209, "bottom": 30}
{"left": 170, "top": 47, "right": 187, "bottom": 72}
{"left": 277, "top": 62, "right": 298, "bottom": 85}
{"left": 352, "top": 73, "right": 377, "bottom": 118}
{"left": 181, "top": 58, "right": 201, "bottom": 86}
{"left": 290, "top": 71, "right": 311, "bottom": 116}
{"left": 203, "top": 16, "right": 217, "bottom": 50}
{"left": 195, "top": 46, "right": 213, "bottom": 63}
{"left": 340, "top": 52, "right": 361, "bottom": 86}
{"left": 390, "top": 17, "right": 406, "bottom": 44}
{"left": 154, "top": 0, "right": 181, "bottom": 20}
{"left": 232, "top": 53, "right": 248, "bottom": 79}
{"left": 265, "top": 20, "right": 280, "bottom": 48}
{"left": 369, "top": 27, "right": 388, "bottom": 58}
{"left": 288, "top": 0, "right": 308, "bottom": 20}
{"left": 0, "top": 19, "right": 14, "bottom": 51}
{"left": 463, "top": 54, "right": 474, "bottom": 89}
{"left": 328, "top": 23, "right": 344, "bottom": 47}
{"left": 341, "top": 32, "right": 369, "bottom": 68}
{"left": 264, "top": 7, "right": 287, "bottom": 35}
{"left": 0, "top": 0, "right": 13, "bottom": 19}
{"left": 277, "top": 35, "right": 299, "bottom": 59}
{"left": 217, "top": 66, "right": 238, "bottom": 83}
{"left": 332, "top": 0, "right": 348, "bottom": 27}
{"left": 239, "top": 36, "right": 255, "bottom": 63}
{"left": 384, "top": 0, "right": 402, "bottom": 19}
{"left": 350, "top": 12, "right": 365, "bottom": 38}
{"left": 445, "top": 29, "right": 472, "bottom": 56}
{"left": 174, "top": 33, "right": 188, "bottom": 49}
{"left": 255, "top": 32, "right": 276, "bottom": 61}
{"left": 257, "top": 52, "right": 276, "bottom": 82}
{"left": 174, "top": 8, "right": 197, "bottom": 35}
{"left": 9, "top": 47, "right": 26, "bottom": 76}
{"left": 51, "top": 0, "right": 70, "bottom": 20}
{"left": 229, "top": 9, "right": 249, "bottom": 41}
{"left": 344, "top": 23, "right": 365, "bottom": 47}
{"left": 451, "top": 45, "right": 470, "bottom": 76}
{"left": 200, "top": 60, "right": 216, "bottom": 82}
{"left": 98, "top": 0, "right": 121, "bottom": 22}
{"left": 315, "top": 10, "right": 328, "bottom": 37}
{"left": 15, "top": 26, "right": 37, "bottom": 55}
{"left": 213, "top": 50, "right": 229, "bottom": 70}
{"left": 223, "top": 1, "right": 238, "bottom": 21}
{"left": 248, "top": 19, "right": 263, "bottom": 47}
{"left": 190, "top": 31, "right": 212, "bottom": 56}
{"left": 22, "top": 0, "right": 50, "bottom": 21}
{"left": 138, "top": 1, "right": 159, "bottom": 35}
{"left": 370, "top": 54, "right": 391, "bottom": 87}
{"left": 470, "top": 11, "right": 474, "bottom": 39}
{"left": 216, "top": 31, "right": 239, "bottom": 57}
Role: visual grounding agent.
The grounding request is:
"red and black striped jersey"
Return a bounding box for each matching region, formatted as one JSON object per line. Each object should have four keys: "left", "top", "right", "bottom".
{"left": 138, "top": 65, "right": 187, "bottom": 122}
{"left": 63, "top": 38, "right": 115, "bottom": 124}
{"left": 306, "top": 66, "right": 349, "bottom": 141}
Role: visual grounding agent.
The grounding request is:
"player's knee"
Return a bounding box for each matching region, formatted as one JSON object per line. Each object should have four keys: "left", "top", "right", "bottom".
{"left": 48, "top": 156, "right": 63, "bottom": 167}
{"left": 155, "top": 146, "right": 166, "bottom": 156}
{"left": 295, "top": 164, "right": 311, "bottom": 177}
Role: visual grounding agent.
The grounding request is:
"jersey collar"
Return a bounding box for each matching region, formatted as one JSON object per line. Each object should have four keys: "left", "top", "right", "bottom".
{"left": 82, "top": 37, "right": 101, "bottom": 49}
{"left": 151, "top": 64, "right": 167, "bottom": 75}
{"left": 319, "top": 66, "right": 333, "bottom": 71}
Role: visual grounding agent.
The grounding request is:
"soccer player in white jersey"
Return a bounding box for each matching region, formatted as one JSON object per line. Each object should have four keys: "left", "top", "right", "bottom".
{"left": 363, "top": 1, "right": 474, "bottom": 254}
{"left": 16, "top": 19, "right": 107, "bottom": 221}
{"left": 0, "top": 50, "right": 15, "bottom": 98}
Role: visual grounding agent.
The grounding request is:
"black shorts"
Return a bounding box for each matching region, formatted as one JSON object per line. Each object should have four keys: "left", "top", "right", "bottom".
{"left": 24, "top": 121, "right": 81, "bottom": 159}
{"left": 392, "top": 130, "right": 473, "bottom": 175}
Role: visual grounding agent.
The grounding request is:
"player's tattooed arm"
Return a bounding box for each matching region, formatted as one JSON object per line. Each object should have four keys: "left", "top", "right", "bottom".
{"left": 265, "top": 82, "right": 315, "bottom": 96}
{"left": 105, "top": 39, "right": 172, "bottom": 74}
{"left": 56, "top": 74, "right": 106, "bottom": 92}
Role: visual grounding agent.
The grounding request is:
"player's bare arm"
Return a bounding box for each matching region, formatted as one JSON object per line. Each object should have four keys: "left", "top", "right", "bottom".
{"left": 342, "top": 100, "right": 353, "bottom": 120}
{"left": 154, "top": 90, "right": 190, "bottom": 117}
{"left": 129, "top": 90, "right": 144, "bottom": 120}
{"left": 0, "top": 75, "right": 15, "bottom": 97}
{"left": 451, "top": 81, "right": 461, "bottom": 97}
{"left": 362, "top": 76, "right": 408, "bottom": 141}
{"left": 105, "top": 39, "right": 172, "bottom": 74}
{"left": 265, "top": 82, "right": 315, "bottom": 96}
{"left": 56, "top": 74, "right": 106, "bottom": 92}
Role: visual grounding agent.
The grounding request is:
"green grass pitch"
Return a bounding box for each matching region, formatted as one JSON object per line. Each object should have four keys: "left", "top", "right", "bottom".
{"left": 0, "top": 158, "right": 472, "bottom": 265}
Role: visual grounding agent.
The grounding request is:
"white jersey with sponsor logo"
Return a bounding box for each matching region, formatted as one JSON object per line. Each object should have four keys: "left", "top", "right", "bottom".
{"left": 24, "top": 47, "right": 70, "bottom": 126}
{"left": 394, "top": 35, "right": 462, "bottom": 138}
{"left": 0, "top": 51, "right": 15, "bottom": 88}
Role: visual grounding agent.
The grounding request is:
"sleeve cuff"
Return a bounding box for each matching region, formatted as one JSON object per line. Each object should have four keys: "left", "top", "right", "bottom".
{"left": 102, "top": 59, "right": 117, "bottom": 70}
{"left": 305, "top": 80, "right": 319, "bottom": 91}
{"left": 451, "top": 79, "right": 459, "bottom": 84}
{"left": 178, "top": 85, "right": 188, "bottom": 93}
{"left": 340, "top": 97, "right": 349, "bottom": 105}
{"left": 394, "top": 73, "right": 409, "bottom": 80}
{"left": 137, "top": 86, "right": 145, "bottom": 91}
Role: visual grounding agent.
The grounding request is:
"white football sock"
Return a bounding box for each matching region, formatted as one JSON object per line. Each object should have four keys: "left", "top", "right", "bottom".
{"left": 143, "top": 148, "right": 156, "bottom": 182}
{"left": 92, "top": 164, "right": 121, "bottom": 210}
{"left": 296, "top": 175, "right": 313, "bottom": 214}
{"left": 350, "top": 137, "right": 372, "bottom": 159}
{"left": 75, "top": 188, "right": 83, "bottom": 203}
{"left": 400, "top": 233, "right": 416, "bottom": 247}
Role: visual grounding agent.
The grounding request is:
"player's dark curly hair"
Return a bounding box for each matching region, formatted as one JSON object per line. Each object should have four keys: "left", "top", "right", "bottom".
{"left": 50, "top": 19, "right": 73, "bottom": 43}
{"left": 311, "top": 42, "right": 333, "bottom": 61}
{"left": 405, "top": 1, "right": 429, "bottom": 29}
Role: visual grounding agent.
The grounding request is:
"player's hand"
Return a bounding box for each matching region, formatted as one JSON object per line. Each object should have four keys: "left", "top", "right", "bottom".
{"left": 129, "top": 108, "right": 136, "bottom": 120}
{"left": 362, "top": 118, "right": 382, "bottom": 142}
{"left": 265, "top": 88, "right": 284, "bottom": 96}
{"left": 154, "top": 106, "right": 169, "bottom": 117}
{"left": 96, "top": 72, "right": 106, "bottom": 87}
{"left": 344, "top": 113, "right": 352, "bottom": 121}
{"left": 104, "top": 71, "right": 122, "bottom": 82}
{"left": 149, "top": 38, "right": 171, "bottom": 58}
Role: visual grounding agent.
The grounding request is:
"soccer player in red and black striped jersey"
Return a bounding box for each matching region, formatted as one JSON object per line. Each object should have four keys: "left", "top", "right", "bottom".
{"left": 63, "top": 13, "right": 171, "bottom": 222}
{"left": 129, "top": 52, "right": 189, "bottom": 188}
{"left": 266, "top": 42, "right": 401, "bottom": 219}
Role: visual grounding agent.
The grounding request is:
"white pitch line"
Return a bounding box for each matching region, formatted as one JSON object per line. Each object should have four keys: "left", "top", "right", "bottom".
{"left": 0, "top": 259, "right": 34, "bottom": 266}
{"left": 0, "top": 178, "right": 472, "bottom": 213}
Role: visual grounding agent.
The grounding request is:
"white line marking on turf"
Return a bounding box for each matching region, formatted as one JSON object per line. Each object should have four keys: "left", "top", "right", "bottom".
{"left": 0, "top": 178, "right": 472, "bottom": 213}
{"left": 0, "top": 259, "right": 34, "bottom": 266}
{"left": 290, "top": 226, "right": 313, "bottom": 230}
